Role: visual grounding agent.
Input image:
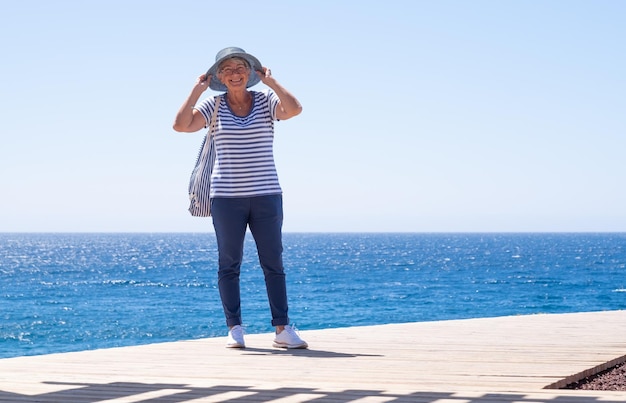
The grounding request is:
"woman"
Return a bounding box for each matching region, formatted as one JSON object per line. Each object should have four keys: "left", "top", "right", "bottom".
{"left": 173, "top": 47, "right": 307, "bottom": 349}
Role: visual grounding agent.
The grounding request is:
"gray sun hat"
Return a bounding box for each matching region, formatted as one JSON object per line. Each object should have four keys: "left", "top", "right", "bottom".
{"left": 206, "top": 47, "right": 262, "bottom": 92}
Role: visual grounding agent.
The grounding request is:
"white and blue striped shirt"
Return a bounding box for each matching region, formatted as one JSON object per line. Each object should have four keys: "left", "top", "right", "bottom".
{"left": 195, "top": 90, "right": 282, "bottom": 198}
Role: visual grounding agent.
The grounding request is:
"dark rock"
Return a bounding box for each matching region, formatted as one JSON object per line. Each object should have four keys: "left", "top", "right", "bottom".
{"left": 565, "top": 362, "right": 626, "bottom": 391}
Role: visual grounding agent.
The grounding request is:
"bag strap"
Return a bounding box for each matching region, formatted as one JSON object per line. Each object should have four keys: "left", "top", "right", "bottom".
{"left": 190, "top": 95, "right": 221, "bottom": 198}
{"left": 208, "top": 96, "right": 221, "bottom": 138}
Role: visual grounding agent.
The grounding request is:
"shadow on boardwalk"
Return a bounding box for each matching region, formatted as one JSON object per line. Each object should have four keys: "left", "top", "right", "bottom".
{"left": 0, "top": 381, "right": 621, "bottom": 403}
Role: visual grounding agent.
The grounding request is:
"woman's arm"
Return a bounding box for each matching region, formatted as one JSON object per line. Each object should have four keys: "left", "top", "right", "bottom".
{"left": 257, "top": 68, "right": 302, "bottom": 121}
{"left": 172, "top": 74, "right": 211, "bottom": 132}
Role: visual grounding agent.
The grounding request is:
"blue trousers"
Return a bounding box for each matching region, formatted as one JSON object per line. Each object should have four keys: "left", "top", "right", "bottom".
{"left": 211, "top": 194, "right": 289, "bottom": 327}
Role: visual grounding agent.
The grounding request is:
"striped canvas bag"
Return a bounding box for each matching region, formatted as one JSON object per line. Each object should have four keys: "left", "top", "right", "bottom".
{"left": 188, "top": 96, "right": 221, "bottom": 217}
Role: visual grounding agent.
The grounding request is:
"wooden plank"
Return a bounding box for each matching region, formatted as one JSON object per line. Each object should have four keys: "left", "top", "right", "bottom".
{"left": 0, "top": 311, "right": 625, "bottom": 402}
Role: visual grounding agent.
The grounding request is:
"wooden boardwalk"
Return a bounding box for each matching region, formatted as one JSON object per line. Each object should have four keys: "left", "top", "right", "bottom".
{"left": 1, "top": 310, "right": 625, "bottom": 402}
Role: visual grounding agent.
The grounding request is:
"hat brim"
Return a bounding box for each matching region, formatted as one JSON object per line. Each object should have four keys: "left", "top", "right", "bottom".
{"left": 206, "top": 52, "right": 263, "bottom": 92}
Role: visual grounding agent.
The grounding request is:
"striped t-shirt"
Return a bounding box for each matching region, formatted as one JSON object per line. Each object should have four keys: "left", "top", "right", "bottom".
{"left": 195, "top": 90, "right": 282, "bottom": 198}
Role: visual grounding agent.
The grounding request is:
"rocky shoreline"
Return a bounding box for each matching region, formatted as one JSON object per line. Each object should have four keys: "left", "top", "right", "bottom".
{"left": 566, "top": 362, "right": 626, "bottom": 391}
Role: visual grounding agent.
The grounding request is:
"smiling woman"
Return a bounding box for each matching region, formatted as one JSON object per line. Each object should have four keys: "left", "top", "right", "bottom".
{"left": 205, "top": 47, "right": 262, "bottom": 93}
{"left": 216, "top": 58, "right": 253, "bottom": 116}
{"left": 172, "top": 46, "right": 306, "bottom": 350}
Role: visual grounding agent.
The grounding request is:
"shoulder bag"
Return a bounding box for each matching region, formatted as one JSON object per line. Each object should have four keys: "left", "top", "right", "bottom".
{"left": 188, "top": 96, "right": 221, "bottom": 217}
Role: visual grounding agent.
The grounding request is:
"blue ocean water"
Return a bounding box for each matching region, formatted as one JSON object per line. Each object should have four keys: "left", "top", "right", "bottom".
{"left": 1, "top": 232, "right": 625, "bottom": 359}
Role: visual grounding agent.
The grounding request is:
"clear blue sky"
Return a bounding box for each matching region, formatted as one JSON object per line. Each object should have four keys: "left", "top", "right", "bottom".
{"left": 1, "top": 1, "right": 624, "bottom": 232}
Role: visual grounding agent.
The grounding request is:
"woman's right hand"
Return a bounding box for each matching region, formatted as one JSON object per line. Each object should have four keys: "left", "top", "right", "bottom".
{"left": 194, "top": 73, "right": 211, "bottom": 92}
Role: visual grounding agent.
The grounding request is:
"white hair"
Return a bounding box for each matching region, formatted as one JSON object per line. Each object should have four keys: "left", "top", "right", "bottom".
{"left": 218, "top": 57, "right": 250, "bottom": 71}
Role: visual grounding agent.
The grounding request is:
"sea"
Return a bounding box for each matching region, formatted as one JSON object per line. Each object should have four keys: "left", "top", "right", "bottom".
{"left": 1, "top": 232, "right": 625, "bottom": 359}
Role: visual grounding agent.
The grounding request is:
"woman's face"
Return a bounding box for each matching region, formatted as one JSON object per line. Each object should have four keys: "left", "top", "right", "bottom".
{"left": 217, "top": 58, "right": 250, "bottom": 90}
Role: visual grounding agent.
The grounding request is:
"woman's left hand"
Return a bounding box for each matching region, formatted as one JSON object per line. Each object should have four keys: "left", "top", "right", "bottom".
{"left": 256, "top": 67, "right": 274, "bottom": 85}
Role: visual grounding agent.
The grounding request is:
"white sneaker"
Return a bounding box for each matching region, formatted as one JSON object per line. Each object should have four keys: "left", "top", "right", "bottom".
{"left": 273, "top": 324, "right": 308, "bottom": 349}
{"left": 226, "top": 325, "right": 245, "bottom": 348}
